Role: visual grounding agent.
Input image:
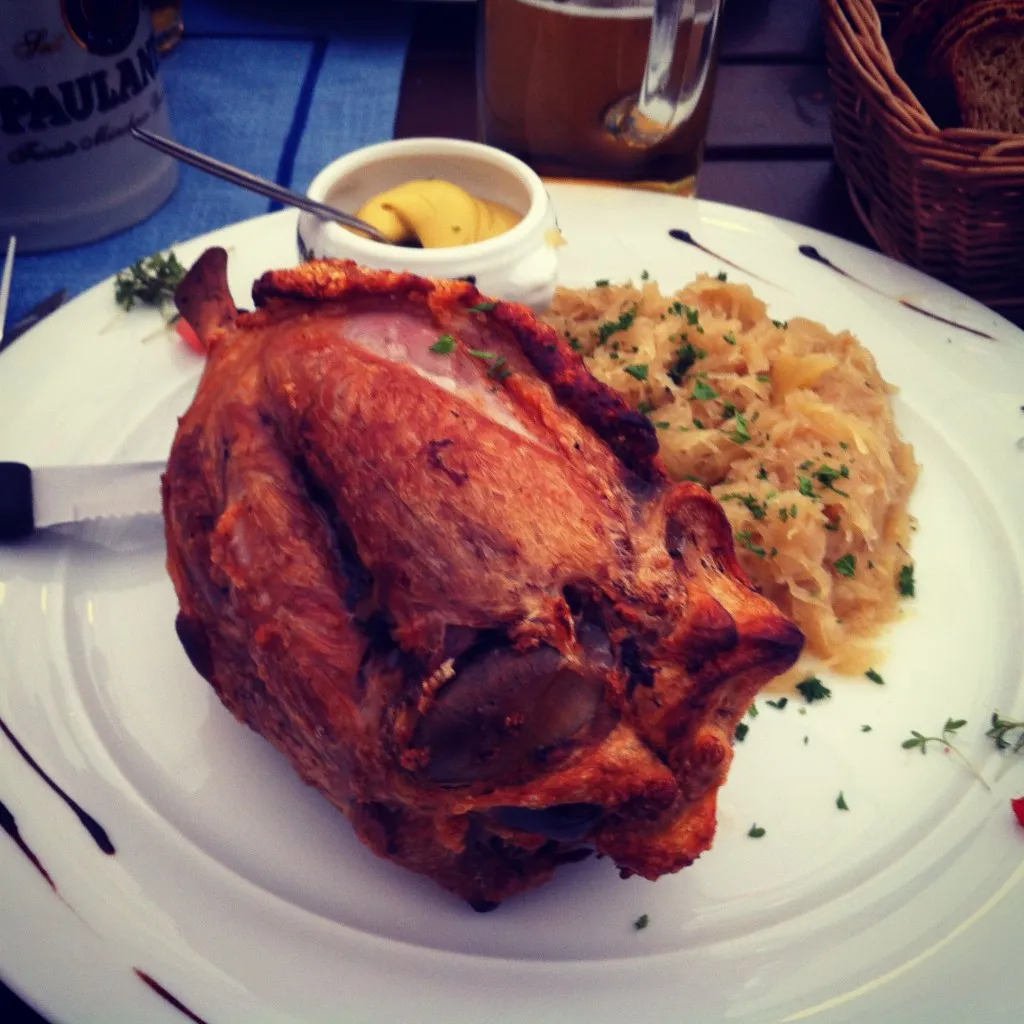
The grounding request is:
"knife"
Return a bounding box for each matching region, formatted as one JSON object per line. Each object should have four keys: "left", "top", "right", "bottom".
{"left": 0, "top": 461, "right": 164, "bottom": 539}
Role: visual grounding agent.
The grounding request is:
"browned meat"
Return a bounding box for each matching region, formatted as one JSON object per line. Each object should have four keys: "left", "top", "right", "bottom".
{"left": 163, "top": 250, "right": 803, "bottom": 908}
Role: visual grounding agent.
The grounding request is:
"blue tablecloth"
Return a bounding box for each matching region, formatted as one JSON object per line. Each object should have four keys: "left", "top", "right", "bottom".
{"left": 6, "top": 0, "right": 415, "bottom": 326}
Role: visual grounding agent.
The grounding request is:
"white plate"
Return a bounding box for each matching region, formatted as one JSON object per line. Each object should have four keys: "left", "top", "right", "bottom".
{"left": 1, "top": 186, "right": 1022, "bottom": 1024}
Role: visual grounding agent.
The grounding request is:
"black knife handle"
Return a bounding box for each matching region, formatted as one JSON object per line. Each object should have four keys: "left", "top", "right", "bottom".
{"left": 0, "top": 463, "right": 34, "bottom": 539}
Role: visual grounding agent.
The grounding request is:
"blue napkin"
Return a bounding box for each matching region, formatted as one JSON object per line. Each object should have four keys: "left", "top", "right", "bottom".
{"left": 6, "top": 1, "right": 413, "bottom": 327}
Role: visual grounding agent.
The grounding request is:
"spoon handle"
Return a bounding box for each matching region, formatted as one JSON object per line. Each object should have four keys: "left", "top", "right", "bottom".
{"left": 130, "top": 126, "right": 387, "bottom": 242}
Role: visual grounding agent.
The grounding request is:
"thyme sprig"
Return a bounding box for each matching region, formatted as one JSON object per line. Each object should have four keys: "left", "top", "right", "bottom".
{"left": 987, "top": 712, "right": 1024, "bottom": 755}
{"left": 902, "top": 718, "right": 990, "bottom": 790}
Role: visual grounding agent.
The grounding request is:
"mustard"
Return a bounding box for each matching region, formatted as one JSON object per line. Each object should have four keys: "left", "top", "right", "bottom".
{"left": 355, "top": 179, "right": 522, "bottom": 248}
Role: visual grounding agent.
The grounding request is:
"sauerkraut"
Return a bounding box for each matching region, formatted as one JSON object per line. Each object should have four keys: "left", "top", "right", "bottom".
{"left": 543, "top": 275, "right": 919, "bottom": 673}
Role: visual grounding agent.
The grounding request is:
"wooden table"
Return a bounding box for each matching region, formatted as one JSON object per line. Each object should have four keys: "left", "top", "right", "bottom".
{"left": 0, "top": 1, "right": 871, "bottom": 1019}
{"left": 396, "top": 0, "right": 876, "bottom": 249}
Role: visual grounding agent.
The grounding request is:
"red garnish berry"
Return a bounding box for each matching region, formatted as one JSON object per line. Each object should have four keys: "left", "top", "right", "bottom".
{"left": 176, "top": 318, "right": 205, "bottom": 355}
{"left": 1012, "top": 796, "right": 1024, "bottom": 829}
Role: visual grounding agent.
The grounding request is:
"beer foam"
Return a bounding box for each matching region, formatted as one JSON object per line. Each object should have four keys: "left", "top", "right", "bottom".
{"left": 510, "top": 0, "right": 652, "bottom": 20}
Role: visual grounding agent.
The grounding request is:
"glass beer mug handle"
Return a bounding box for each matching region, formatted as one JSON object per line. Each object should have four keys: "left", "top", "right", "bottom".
{"left": 607, "top": 0, "right": 723, "bottom": 147}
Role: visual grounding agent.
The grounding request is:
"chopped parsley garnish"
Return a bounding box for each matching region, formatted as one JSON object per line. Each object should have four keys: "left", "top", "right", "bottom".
{"left": 115, "top": 251, "right": 187, "bottom": 313}
{"left": 728, "top": 412, "right": 751, "bottom": 444}
{"left": 734, "top": 722, "right": 749, "bottom": 742}
{"left": 748, "top": 704, "right": 760, "bottom": 719}
{"left": 861, "top": 724, "right": 873, "bottom": 732}
{"left": 684, "top": 305, "right": 701, "bottom": 326}
{"left": 836, "top": 792, "right": 849, "bottom": 811}
{"left": 430, "top": 334, "right": 456, "bottom": 354}
{"left": 654, "top": 420, "right": 671, "bottom": 429}
{"left": 796, "top": 677, "right": 832, "bottom": 703}
{"left": 824, "top": 519, "right": 840, "bottom": 532}
{"left": 720, "top": 492, "right": 768, "bottom": 520}
{"left": 638, "top": 399, "right": 654, "bottom": 415}
{"left": 667, "top": 341, "right": 703, "bottom": 384}
{"left": 692, "top": 379, "right": 718, "bottom": 401}
{"left": 772, "top": 319, "right": 788, "bottom": 329}
{"left": 767, "top": 697, "right": 788, "bottom": 710}
{"left": 468, "top": 300, "right": 497, "bottom": 312}
{"left": 716, "top": 271, "right": 728, "bottom": 281}
{"left": 467, "top": 348, "right": 497, "bottom": 360}
{"left": 596, "top": 306, "right": 637, "bottom": 344}
{"left": 756, "top": 373, "right": 772, "bottom": 383}
{"left": 865, "top": 668, "right": 884, "bottom": 685}
{"left": 487, "top": 355, "right": 512, "bottom": 380}
{"left": 693, "top": 417, "right": 705, "bottom": 429}
{"left": 595, "top": 278, "right": 610, "bottom": 287}
{"left": 898, "top": 565, "right": 915, "bottom": 597}
{"left": 633, "top": 913, "right": 650, "bottom": 930}
{"left": 987, "top": 712, "right": 1024, "bottom": 754}
{"left": 640, "top": 269, "right": 650, "bottom": 281}
{"left": 814, "top": 463, "right": 851, "bottom": 497}
{"left": 722, "top": 331, "right": 737, "bottom": 346}
{"left": 797, "top": 476, "right": 816, "bottom": 498}
{"left": 833, "top": 553, "right": 857, "bottom": 577}
{"left": 757, "top": 466, "right": 769, "bottom": 480}
{"left": 736, "top": 531, "right": 767, "bottom": 558}
{"left": 748, "top": 824, "right": 766, "bottom": 838}
{"left": 568, "top": 338, "right": 583, "bottom": 351}
{"left": 624, "top": 363, "right": 649, "bottom": 382}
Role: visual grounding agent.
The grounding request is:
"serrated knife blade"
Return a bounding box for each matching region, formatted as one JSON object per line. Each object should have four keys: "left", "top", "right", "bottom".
{"left": 0, "top": 461, "right": 165, "bottom": 539}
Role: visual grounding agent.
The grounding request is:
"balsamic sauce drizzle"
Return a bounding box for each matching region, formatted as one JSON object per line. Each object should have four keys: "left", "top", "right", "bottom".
{"left": 134, "top": 970, "right": 213, "bottom": 1024}
{"left": 0, "top": 796, "right": 56, "bottom": 890}
{"left": 0, "top": 714, "right": 115, "bottom": 855}
{"left": 798, "top": 245, "right": 995, "bottom": 340}
{"left": 668, "top": 229, "right": 781, "bottom": 287}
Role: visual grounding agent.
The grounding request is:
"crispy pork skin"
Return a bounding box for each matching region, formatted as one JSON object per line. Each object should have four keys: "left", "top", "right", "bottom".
{"left": 163, "top": 250, "right": 803, "bottom": 907}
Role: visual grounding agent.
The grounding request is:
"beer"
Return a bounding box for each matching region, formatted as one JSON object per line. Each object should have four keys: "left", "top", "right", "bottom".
{"left": 478, "top": 0, "right": 720, "bottom": 194}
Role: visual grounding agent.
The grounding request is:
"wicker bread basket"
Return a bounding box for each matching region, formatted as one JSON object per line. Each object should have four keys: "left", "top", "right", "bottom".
{"left": 821, "top": 0, "right": 1024, "bottom": 323}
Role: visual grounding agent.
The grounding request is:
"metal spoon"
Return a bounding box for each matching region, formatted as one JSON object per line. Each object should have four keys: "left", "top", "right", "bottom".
{"left": 130, "top": 126, "right": 389, "bottom": 243}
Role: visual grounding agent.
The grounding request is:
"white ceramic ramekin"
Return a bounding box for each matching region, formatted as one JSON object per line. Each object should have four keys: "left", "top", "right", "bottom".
{"left": 298, "top": 137, "right": 560, "bottom": 310}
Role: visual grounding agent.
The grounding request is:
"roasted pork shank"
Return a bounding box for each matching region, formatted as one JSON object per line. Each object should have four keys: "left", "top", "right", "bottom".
{"left": 163, "top": 250, "right": 803, "bottom": 908}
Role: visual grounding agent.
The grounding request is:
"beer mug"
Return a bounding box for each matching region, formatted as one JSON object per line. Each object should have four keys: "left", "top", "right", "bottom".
{"left": 478, "top": 0, "right": 723, "bottom": 194}
{"left": 0, "top": 0, "right": 178, "bottom": 252}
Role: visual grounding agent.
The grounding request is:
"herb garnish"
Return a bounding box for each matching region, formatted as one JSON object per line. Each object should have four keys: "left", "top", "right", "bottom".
{"left": 640, "top": 269, "right": 650, "bottom": 281}
{"left": 692, "top": 379, "right": 718, "bottom": 401}
{"left": 595, "top": 279, "right": 610, "bottom": 287}
{"left": 723, "top": 331, "right": 737, "bottom": 345}
{"left": 596, "top": 306, "right": 637, "bottom": 344}
{"left": 748, "top": 824, "right": 766, "bottom": 838}
{"left": 861, "top": 725, "right": 873, "bottom": 732}
{"left": 736, "top": 531, "right": 767, "bottom": 558}
{"left": 633, "top": 913, "right": 650, "bottom": 930}
{"left": 836, "top": 792, "right": 849, "bottom": 811}
{"left": 767, "top": 697, "right": 788, "bottom": 710}
{"left": 716, "top": 271, "right": 728, "bottom": 282}
{"left": 748, "top": 704, "right": 759, "bottom": 719}
{"left": 797, "top": 476, "right": 816, "bottom": 498}
{"left": 987, "top": 713, "right": 1024, "bottom": 754}
{"left": 728, "top": 411, "right": 751, "bottom": 444}
{"left": 625, "top": 364, "right": 649, "bottom": 382}
{"left": 468, "top": 300, "right": 497, "bottom": 313}
{"left": 114, "top": 251, "right": 186, "bottom": 315}
{"left": 735, "top": 722, "right": 749, "bottom": 742}
{"left": 898, "top": 565, "right": 915, "bottom": 597}
{"left": 667, "top": 341, "right": 703, "bottom": 384}
{"left": 720, "top": 492, "right": 768, "bottom": 520}
{"left": 430, "top": 334, "right": 456, "bottom": 354}
{"left": 833, "top": 553, "right": 857, "bottom": 578}
{"left": 902, "top": 719, "right": 990, "bottom": 788}
{"left": 487, "top": 355, "right": 512, "bottom": 381}
{"left": 814, "top": 463, "right": 851, "bottom": 497}
{"left": 467, "top": 348, "right": 497, "bottom": 360}
{"left": 865, "top": 668, "right": 884, "bottom": 685}
{"left": 796, "top": 677, "right": 832, "bottom": 703}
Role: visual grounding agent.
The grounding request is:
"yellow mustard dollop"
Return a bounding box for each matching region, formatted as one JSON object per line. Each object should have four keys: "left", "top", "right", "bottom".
{"left": 354, "top": 179, "right": 522, "bottom": 248}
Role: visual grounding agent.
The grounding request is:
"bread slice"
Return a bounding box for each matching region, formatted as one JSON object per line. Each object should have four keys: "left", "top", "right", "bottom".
{"left": 947, "top": 14, "right": 1024, "bottom": 132}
